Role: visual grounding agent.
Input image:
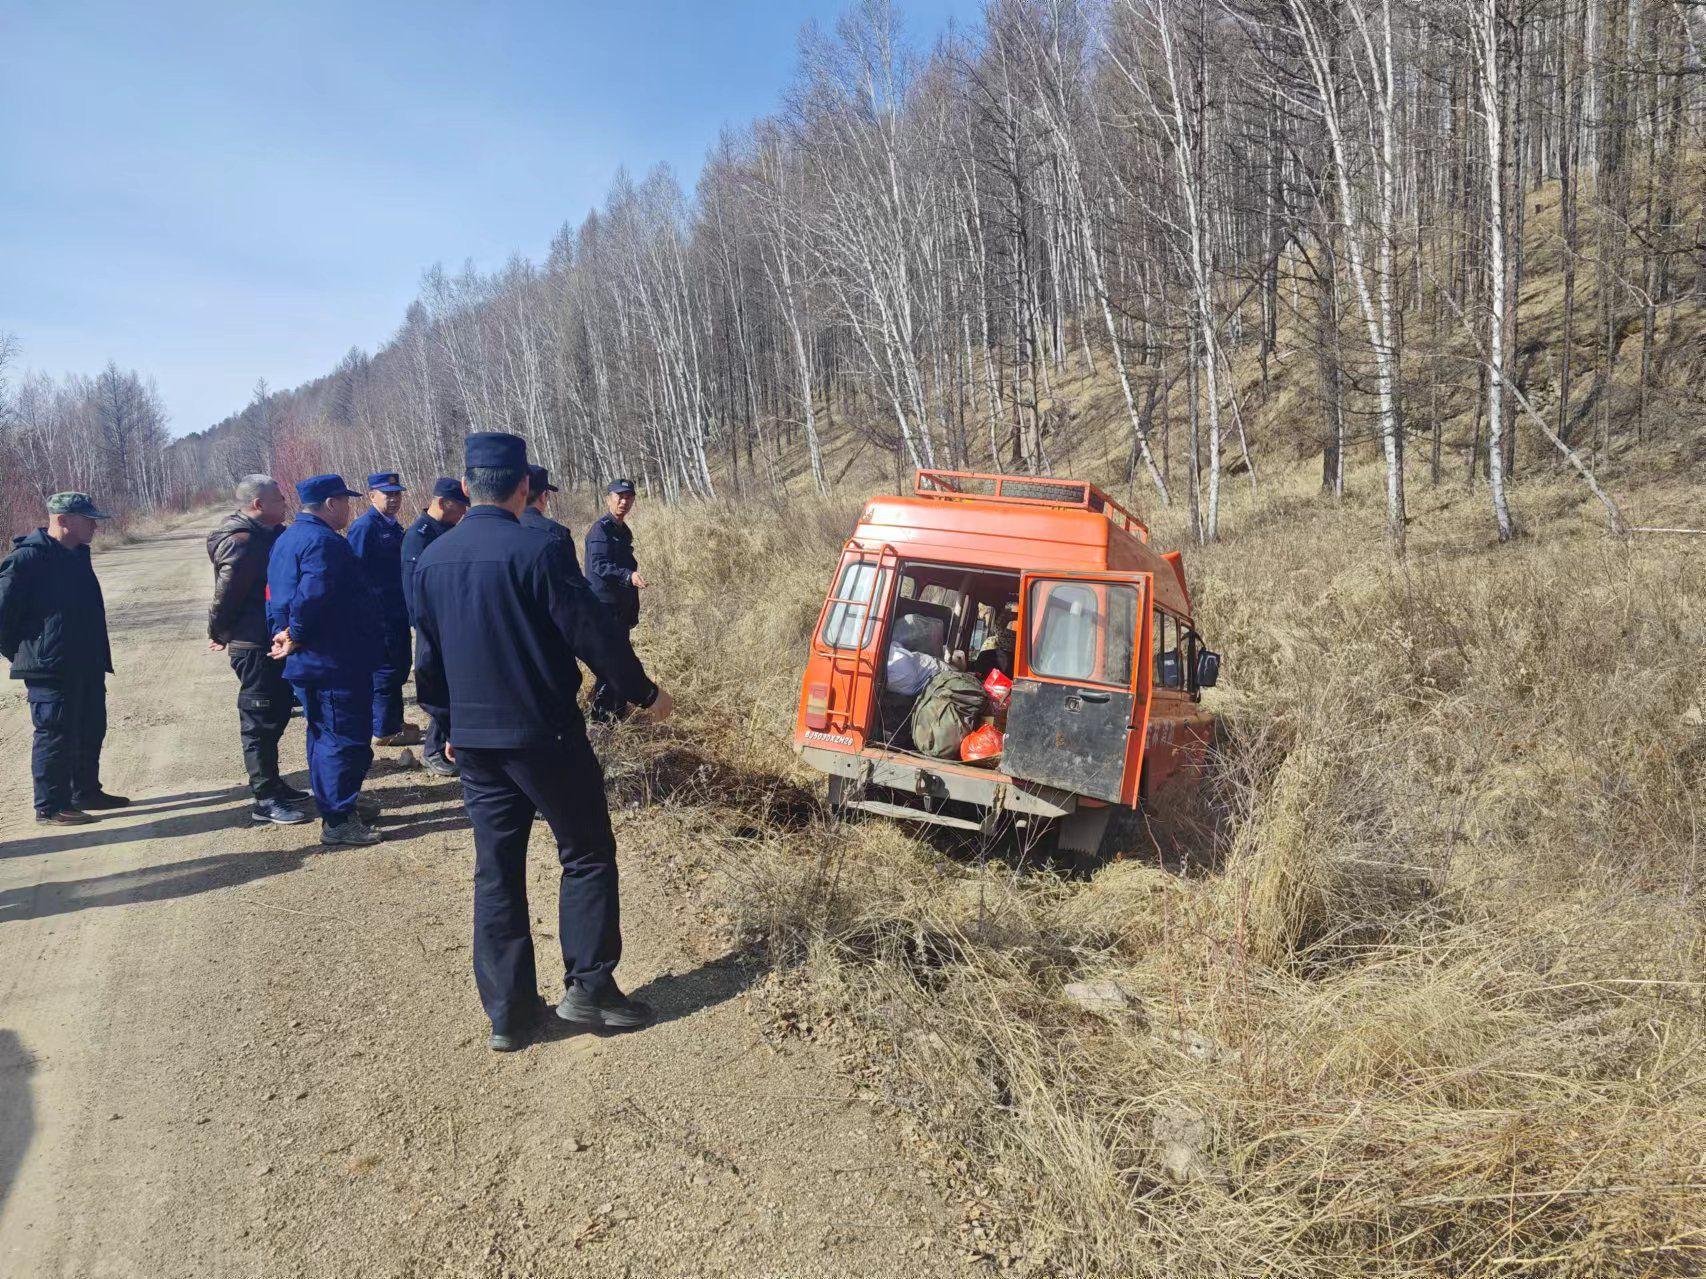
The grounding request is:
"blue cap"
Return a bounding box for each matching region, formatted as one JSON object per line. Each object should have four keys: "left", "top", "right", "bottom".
{"left": 607, "top": 477, "right": 636, "bottom": 496}
{"left": 527, "top": 464, "right": 560, "bottom": 494}
{"left": 296, "top": 474, "right": 361, "bottom": 504}
{"left": 431, "top": 477, "right": 469, "bottom": 504}
{"left": 367, "top": 471, "right": 405, "bottom": 493}
{"left": 465, "top": 432, "right": 527, "bottom": 471}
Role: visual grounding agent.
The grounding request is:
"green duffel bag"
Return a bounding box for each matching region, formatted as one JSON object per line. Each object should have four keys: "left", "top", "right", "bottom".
{"left": 911, "top": 669, "right": 988, "bottom": 759}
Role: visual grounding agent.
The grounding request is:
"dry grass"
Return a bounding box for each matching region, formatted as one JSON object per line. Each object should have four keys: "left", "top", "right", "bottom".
{"left": 599, "top": 452, "right": 1706, "bottom": 1277}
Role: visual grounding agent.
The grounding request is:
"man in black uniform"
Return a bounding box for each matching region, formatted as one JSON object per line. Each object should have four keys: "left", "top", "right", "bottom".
{"left": 0, "top": 492, "right": 129, "bottom": 825}
{"left": 414, "top": 434, "right": 673, "bottom": 1052}
{"left": 583, "top": 478, "right": 646, "bottom": 721}
{"left": 401, "top": 477, "right": 469, "bottom": 777}
{"left": 206, "top": 474, "right": 310, "bottom": 824}
{"left": 519, "top": 464, "right": 590, "bottom": 586}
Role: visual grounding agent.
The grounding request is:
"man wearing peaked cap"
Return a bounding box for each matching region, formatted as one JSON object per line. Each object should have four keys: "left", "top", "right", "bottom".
{"left": 348, "top": 470, "right": 418, "bottom": 748}
{"left": 413, "top": 432, "right": 674, "bottom": 1051}
{"left": 0, "top": 491, "right": 128, "bottom": 826}
{"left": 584, "top": 477, "right": 647, "bottom": 722}
{"left": 266, "top": 474, "right": 385, "bottom": 845}
{"left": 402, "top": 477, "right": 470, "bottom": 776}
{"left": 520, "top": 464, "right": 591, "bottom": 589}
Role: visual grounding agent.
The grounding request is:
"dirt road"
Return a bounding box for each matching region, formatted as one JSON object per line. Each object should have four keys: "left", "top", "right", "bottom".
{"left": 0, "top": 519, "right": 966, "bottom": 1278}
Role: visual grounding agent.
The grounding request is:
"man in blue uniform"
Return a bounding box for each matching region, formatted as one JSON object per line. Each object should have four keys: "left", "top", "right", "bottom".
{"left": 0, "top": 492, "right": 128, "bottom": 826}
{"left": 401, "top": 477, "right": 468, "bottom": 777}
{"left": 348, "top": 470, "right": 419, "bottom": 748}
{"left": 414, "top": 434, "right": 673, "bottom": 1052}
{"left": 267, "top": 474, "right": 384, "bottom": 846}
{"left": 583, "top": 478, "right": 647, "bottom": 722}
{"left": 521, "top": 464, "right": 591, "bottom": 587}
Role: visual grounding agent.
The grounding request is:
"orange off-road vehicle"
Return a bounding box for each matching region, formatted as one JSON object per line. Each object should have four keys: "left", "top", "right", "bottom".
{"left": 793, "top": 470, "right": 1220, "bottom": 855}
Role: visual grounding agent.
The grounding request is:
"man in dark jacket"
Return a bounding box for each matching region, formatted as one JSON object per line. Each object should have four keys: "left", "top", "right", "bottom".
{"left": 207, "top": 475, "right": 309, "bottom": 825}
{"left": 583, "top": 478, "right": 646, "bottom": 722}
{"left": 401, "top": 477, "right": 468, "bottom": 776}
{"left": 520, "top": 464, "right": 590, "bottom": 588}
{"left": 414, "top": 435, "right": 672, "bottom": 1052}
{"left": 348, "top": 470, "right": 418, "bottom": 748}
{"left": 0, "top": 492, "right": 128, "bottom": 826}
{"left": 267, "top": 474, "right": 384, "bottom": 846}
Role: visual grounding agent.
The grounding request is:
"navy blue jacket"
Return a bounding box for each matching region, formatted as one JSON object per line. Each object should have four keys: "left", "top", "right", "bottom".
{"left": 584, "top": 512, "right": 639, "bottom": 627}
{"left": 0, "top": 530, "right": 112, "bottom": 682}
{"left": 266, "top": 511, "right": 383, "bottom": 688}
{"left": 400, "top": 510, "right": 454, "bottom": 622}
{"left": 413, "top": 506, "right": 657, "bottom": 749}
{"left": 520, "top": 506, "right": 591, "bottom": 589}
{"left": 347, "top": 506, "right": 409, "bottom": 635}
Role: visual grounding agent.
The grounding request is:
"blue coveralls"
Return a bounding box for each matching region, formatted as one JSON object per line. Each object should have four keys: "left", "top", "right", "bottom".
{"left": 583, "top": 511, "right": 641, "bottom": 721}
{"left": 401, "top": 510, "right": 455, "bottom": 766}
{"left": 347, "top": 506, "right": 410, "bottom": 739}
{"left": 413, "top": 506, "right": 657, "bottom": 1035}
{"left": 267, "top": 512, "right": 382, "bottom": 820}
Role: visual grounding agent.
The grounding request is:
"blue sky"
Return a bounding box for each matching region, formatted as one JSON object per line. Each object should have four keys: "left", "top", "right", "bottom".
{"left": 1, "top": 0, "right": 978, "bottom": 436}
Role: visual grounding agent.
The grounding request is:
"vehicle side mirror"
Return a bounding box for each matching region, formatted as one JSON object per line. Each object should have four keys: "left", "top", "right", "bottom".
{"left": 1195, "top": 648, "right": 1221, "bottom": 689}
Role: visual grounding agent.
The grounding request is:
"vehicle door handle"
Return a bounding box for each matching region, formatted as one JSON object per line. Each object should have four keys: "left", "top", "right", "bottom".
{"left": 1078, "top": 690, "right": 1111, "bottom": 703}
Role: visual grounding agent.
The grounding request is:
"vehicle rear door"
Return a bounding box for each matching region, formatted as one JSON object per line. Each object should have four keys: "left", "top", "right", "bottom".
{"left": 1005, "top": 571, "right": 1148, "bottom": 803}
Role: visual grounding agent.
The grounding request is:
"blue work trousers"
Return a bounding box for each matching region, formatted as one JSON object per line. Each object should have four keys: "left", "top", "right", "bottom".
{"left": 26, "top": 678, "right": 106, "bottom": 816}
{"left": 291, "top": 682, "right": 373, "bottom": 820}
{"left": 457, "top": 733, "right": 621, "bottom": 1033}
{"left": 371, "top": 627, "right": 410, "bottom": 739}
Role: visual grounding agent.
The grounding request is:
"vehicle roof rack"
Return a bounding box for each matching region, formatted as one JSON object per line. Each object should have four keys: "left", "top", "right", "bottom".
{"left": 913, "top": 469, "right": 1148, "bottom": 540}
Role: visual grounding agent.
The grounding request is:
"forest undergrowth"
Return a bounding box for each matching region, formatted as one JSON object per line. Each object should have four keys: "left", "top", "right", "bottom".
{"left": 595, "top": 458, "right": 1706, "bottom": 1277}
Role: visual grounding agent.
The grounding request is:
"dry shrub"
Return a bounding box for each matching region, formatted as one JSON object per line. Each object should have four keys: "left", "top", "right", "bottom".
{"left": 614, "top": 462, "right": 1706, "bottom": 1277}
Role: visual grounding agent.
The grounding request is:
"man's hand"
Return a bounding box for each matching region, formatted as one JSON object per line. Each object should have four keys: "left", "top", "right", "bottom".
{"left": 443, "top": 742, "right": 456, "bottom": 763}
{"left": 208, "top": 641, "right": 226, "bottom": 652}
{"left": 639, "top": 686, "right": 674, "bottom": 723}
{"left": 630, "top": 571, "right": 648, "bottom": 590}
{"left": 268, "top": 629, "right": 296, "bottom": 660}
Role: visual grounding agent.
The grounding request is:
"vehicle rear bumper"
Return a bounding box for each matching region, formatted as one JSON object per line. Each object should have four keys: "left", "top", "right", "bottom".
{"left": 797, "top": 744, "right": 1079, "bottom": 819}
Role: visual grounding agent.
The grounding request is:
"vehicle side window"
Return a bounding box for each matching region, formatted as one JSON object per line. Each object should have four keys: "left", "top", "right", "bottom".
{"left": 821, "top": 561, "right": 888, "bottom": 649}
{"left": 1153, "top": 609, "right": 1184, "bottom": 689}
{"left": 1029, "top": 581, "right": 1140, "bottom": 686}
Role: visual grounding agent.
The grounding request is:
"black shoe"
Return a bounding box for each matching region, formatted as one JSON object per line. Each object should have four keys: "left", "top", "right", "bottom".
{"left": 36, "top": 809, "right": 95, "bottom": 826}
{"left": 556, "top": 982, "right": 654, "bottom": 1031}
{"left": 321, "top": 816, "right": 383, "bottom": 846}
{"left": 251, "top": 798, "right": 311, "bottom": 825}
{"left": 489, "top": 997, "right": 551, "bottom": 1052}
{"left": 423, "top": 754, "right": 460, "bottom": 778}
{"left": 74, "top": 791, "right": 130, "bottom": 810}
{"left": 275, "top": 783, "right": 311, "bottom": 804}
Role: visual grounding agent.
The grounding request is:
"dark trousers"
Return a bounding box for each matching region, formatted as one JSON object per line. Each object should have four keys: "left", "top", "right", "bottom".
{"left": 26, "top": 678, "right": 106, "bottom": 815}
{"left": 458, "top": 733, "right": 620, "bottom": 1032}
{"left": 370, "top": 627, "right": 410, "bottom": 739}
{"left": 229, "top": 646, "right": 293, "bottom": 800}
{"left": 590, "top": 621, "right": 637, "bottom": 722}
{"left": 291, "top": 682, "right": 373, "bottom": 820}
{"left": 424, "top": 713, "right": 449, "bottom": 765}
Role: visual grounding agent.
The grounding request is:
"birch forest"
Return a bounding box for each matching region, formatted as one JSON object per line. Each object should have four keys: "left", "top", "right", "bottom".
{"left": 150, "top": 0, "right": 1706, "bottom": 547}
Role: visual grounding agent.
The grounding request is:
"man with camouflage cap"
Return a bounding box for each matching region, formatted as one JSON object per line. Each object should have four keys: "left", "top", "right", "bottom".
{"left": 0, "top": 492, "right": 129, "bottom": 825}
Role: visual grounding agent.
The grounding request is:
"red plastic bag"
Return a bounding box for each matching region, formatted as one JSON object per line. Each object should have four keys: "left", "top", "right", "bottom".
{"left": 982, "top": 668, "right": 1013, "bottom": 708}
{"left": 960, "top": 723, "right": 1004, "bottom": 765}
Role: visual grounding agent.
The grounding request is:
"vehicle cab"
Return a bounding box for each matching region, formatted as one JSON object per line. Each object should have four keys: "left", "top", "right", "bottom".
{"left": 794, "top": 470, "right": 1220, "bottom": 853}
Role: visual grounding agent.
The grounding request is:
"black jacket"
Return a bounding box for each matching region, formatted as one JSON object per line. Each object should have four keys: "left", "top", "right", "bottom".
{"left": 520, "top": 506, "right": 591, "bottom": 589}
{"left": 206, "top": 511, "right": 283, "bottom": 647}
{"left": 583, "top": 512, "right": 639, "bottom": 627}
{"left": 413, "top": 506, "right": 656, "bottom": 749}
{"left": 0, "top": 530, "right": 113, "bottom": 682}
{"left": 401, "top": 510, "right": 454, "bottom": 622}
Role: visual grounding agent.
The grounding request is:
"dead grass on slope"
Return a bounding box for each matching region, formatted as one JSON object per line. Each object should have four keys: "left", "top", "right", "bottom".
{"left": 603, "top": 463, "right": 1706, "bottom": 1277}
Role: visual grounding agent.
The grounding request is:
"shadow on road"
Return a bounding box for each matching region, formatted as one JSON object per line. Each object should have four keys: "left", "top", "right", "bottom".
{"left": 0, "top": 795, "right": 256, "bottom": 861}
{"left": 0, "top": 845, "right": 324, "bottom": 924}
{"left": 0, "top": 1030, "right": 34, "bottom": 1218}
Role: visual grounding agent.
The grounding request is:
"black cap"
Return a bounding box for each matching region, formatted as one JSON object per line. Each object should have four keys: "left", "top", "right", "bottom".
{"left": 431, "top": 477, "right": 469, "bottom": 504}
{"left": 606, "top": 478, "right": 636, "bottom": 496}
{"left": 465, "top": 432, "right": 527, "bottom": 471}
{"left": 527, "top": 465, "right": 560, "bottom": 494}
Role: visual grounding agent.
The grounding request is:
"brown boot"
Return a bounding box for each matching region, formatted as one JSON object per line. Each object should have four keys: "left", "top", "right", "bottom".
{"left": 374, "top": 723, "right": 424, "bottom": 747}
{"left": 36, "top": 809, "right": 95, "bottom": 826}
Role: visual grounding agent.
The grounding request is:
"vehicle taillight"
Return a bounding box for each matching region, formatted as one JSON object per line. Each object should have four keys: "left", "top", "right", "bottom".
{"left": 806, "top": 682, "right": 830, "bottom": 729}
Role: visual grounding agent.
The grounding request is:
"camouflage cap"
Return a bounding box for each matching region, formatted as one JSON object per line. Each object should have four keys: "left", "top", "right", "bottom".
{"left": 47, "top": 492, "right": 111, "bottom": 519}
